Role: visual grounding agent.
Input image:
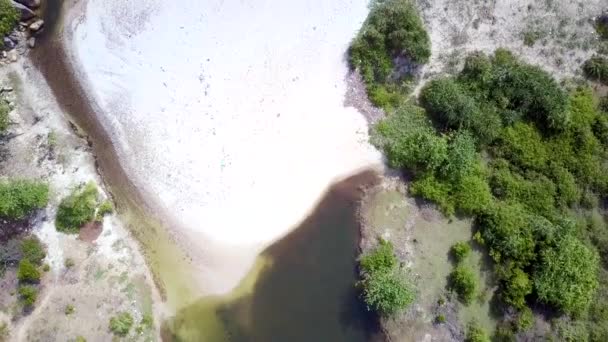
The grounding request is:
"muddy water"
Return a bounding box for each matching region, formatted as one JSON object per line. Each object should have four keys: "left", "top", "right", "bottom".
{"left": 164, "top": 171, "right": 384, "bottom": 342}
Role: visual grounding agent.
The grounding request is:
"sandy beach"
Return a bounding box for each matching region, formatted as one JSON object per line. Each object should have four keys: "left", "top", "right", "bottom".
{"left": 61, "top": 0, "right": 382, "bottom": 297}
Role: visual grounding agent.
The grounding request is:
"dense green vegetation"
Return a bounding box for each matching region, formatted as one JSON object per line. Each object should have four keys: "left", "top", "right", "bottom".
{"left": 449, "top": 264, "right": 477, "bottom": 305}
{"left": 358, "top": 240, "right": 414, "bottom": 316}
{"left": 465, "top": 321, "right": 491, "bottom": 342}
{"left": 0, "top": 0, "right": 17, "bottom": 40}
{"left": 0, "top": 180, "right": 49, "bottom": 220}
{"left": 18, "top": 285, "right": 37, "bottom": 307}
{"left": 20, "top": 236, "right": 45, "bottom": 265}
{"left": 109, "top": 312, "right": 134, "bottom": 336}
{"left": 349, "top": 0, "right": 430, "bottom": 109}
{"left": 17, "top": 259, "right": 40, "bottom": 283}
{"left": 373, "top": 49, "right": 608, "bottom": 338}
{"left": 451, "top": 241, "right": 471, "bottom": 263}
{"left": 55, "top": 182, "right": 100, "bottom": 233}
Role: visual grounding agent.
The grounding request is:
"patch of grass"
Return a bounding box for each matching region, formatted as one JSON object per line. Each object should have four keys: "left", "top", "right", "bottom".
{"left": 18, "top": 285, "right": 37, "bottom": 307}
{"left": 449, "top": 264, "right": 477, "bottom": 305}
{"left": 0, "top": 0, "right": 17, "bottom": 41}
{"left": 17, "top": 259, "right": 40, "bottom": 283}
{"left": 20, "top": 236, "right": 46, "bottom": 265}
{"left": 0, "top": 322, "right": 8, "bottom": 341}
{"left": 0, "top": 101, "right": 9, "bottom": 132}
{"left": 109, "top": 312, "right": 134, "bottom": 337}
{"left": 465, "top": 321, "right": 491, "bottom": 342}
{"left": 451, "top": 241, "right": 471, "bottom": 263}
{"left": 64, "top": 258, "right": 75, "bottom": 268}
{"left": 64, "top": 304, "right": 75, "bottom": 315}
{"left": 55, "top": 182, "right": 99, "bottom": 233}
{"left": 0, "top": 180, "right": 49, "bottom": 220}
{"left": 95, "top": 200, "right": 113, "bottom": 221}
{"left": 583, "top": 55, "right": 608, "bottom": 84}
{"left": 523, "top": 30, "right": 542, "bottom": 47}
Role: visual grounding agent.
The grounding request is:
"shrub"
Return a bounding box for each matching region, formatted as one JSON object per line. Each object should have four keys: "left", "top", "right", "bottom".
{"left": 516, "top": 307, "right": 534, "bottom": 332}
{"left": 64, "top": 258, "right": 75, "bottom": 268}
{"left": 583, "top": 56, "right": 608, "bottom": 85}
{"left": 56, "top": 182, "right": 99, "bottom": 233}
{"left": 441, "top": 131, "right": 477, "bottom": 182}
{"left": 65, "top": 304, "right": 75, "bottom": 315}
{"left": 360, "top": 239, "right": 397, "bottom": 274}
{"left": 436, "top": 314, "right": 446, "bottom": 323}
{"left": 0, "top": 180, "right": 49, "bottom": 220}
{"left": 95, "top": 200, "right": 113, "bottom": 221}
{"left": 465, "top": 321, "right": 491, "bottom": 342}
{"left": 0, "top": 101, "right": 9, "bottom": 132}
{"left": 453, "top": 174, "right": 493, "bottom": 215}
{"left": 17, "top": 259, "right": 40, "bottom": 283}
{"left": 20, "top": 236, "right": 46, "bottom": 265}
{"left": 495, "top": 122, "right": 547, "bottom": 171}
{"left": 18, "top": 285, "right": 37, "bottom": 307}
{"left": 501, "top": 268, "right": 532, "bottom": 310}
{"left": 534, "top": 236, "right": 599, "bottom": 316}
{"left": 420, "top": 77, "right": 480, "bottom": 130}
{"left": 0, "top": 0, "right": 18, "bottom": 39}
{"left": 109, "top": 312, "right": 134, "bottom": 336}
{"left": 449, "top": 264, "right": 477, "bottom": 305}
{"left": 359, "top": 240, "right": 415, "bottom": 316}
{"left": 410, "top": 174, "right": 454, "bottom": 215}
{"left": 451, "top": 242, "right": 471, "bottom": 263}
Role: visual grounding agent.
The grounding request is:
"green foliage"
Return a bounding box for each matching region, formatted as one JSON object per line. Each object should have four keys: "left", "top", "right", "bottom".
{"left": 534, "top": 236, "right": 599, "bottom": 316}
{"left": 359, "top": 240, "right": 415, "bottom": 316}
{"left": 583, "top": 56, "right": 608, "bottom": 85}
{"left": 20, "top": 236, "right": 45, "bottom": 265}
{"left": 109, "top": 312, "right": 134, "bottom": 336}
{"left": 596, "top": 15, "right": 608, "bottom": 40}
{"left": 449, "top": 264, "right": 477, "bottom": 305}
{"left": 501, "top": 268, "right": 532, "bottom": 310}
{"left": 441, "top": 131, "right": 477, "bottom": 181}
{"left": 495, "top": 122, "right": 547, "bottom": 171}
{"left": 410, "top": 174, "right": 454, "bottom": 215}
{"left": 451, "top": 242, "right": 471, "bottom": 263}
{"left": 465, "top": 321, "right": 491, "bottom": 342}
{"left": 65, "top": 304, "right": 75, "bottom": 315}
{"left": 0, "top": 0, "right": 18, "bottom": 39}
{"left": 17, "top": 259, "right": 40, "bottom": 283}
{"left": 56, "top": 182, "right": 99, "bottom": 233}
{"left": 516, "top": 307, "right": 534, "bottom": 332}
{"left": 453, "top": 174, "right": 492, "bottom": 215}
{"left": 95, "top": 200, "right": 113, "bottom": 221}
{"left": 0, "top": 101, "right": 9, "bottom": 132}
{"left": 359, "top": 239, "right": 397, "bottom": 273}
{"left": 0, "top": 180, "right": 49, "bottom": 220}
{"left": 349, "top": 0, "right": 430, "bottom": 108}
{"left": 18, "top": 285, "right": 37, "bottom": 307}
{"left": 436, "top": 314, "right": 446, "bottom": 323}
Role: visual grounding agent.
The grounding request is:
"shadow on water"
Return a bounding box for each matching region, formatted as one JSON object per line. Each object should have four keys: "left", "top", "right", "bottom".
{"left": 163, "top": 170, "right": 385, "bottom": 342}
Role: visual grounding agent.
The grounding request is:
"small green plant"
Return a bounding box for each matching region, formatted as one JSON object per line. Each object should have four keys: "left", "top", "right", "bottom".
{"left": 135, "top": 313, "right": 154, "bottom": 334}
{"left": 465, "top": 321, "right": 490, "bottom": 342}
{"left": 436, "top": 314, "right": 446, "bottom": 324}
{"left": 0, "top": 0, "right": 18, "bottom": 42}
{"left": 449, "top": 264, "right": 477, "bottom": 305}
{"left": 516, "top": 307, "right": 534, "bottom": 332}
{"left": 0, "top": 101, "right": 9, "bottom": 132}
{"left": 17, "top": 259, "right": 40, "bottom": 283}
{"left": 583, "top": 56, "right": 608, "bottom": 84}
{"left": 523, "top": 30, "right": 541, "bottom": 47}
{"left": 42, "top": 264, "right": 50, "bottom": 272}
{"left": 451, "top": 242, "right": 471, "bottom": 263}
{"left": 95, "top": 200, "right": 113, "bottom": 221}
{"left": 20, "top": 236, "right": 46, "bottom": 265}
{"left": 47, "top": 131, "right": 57, "bottom": 149}
{"left": 109, "top": 312, "right": 134, "bottom": 336}
{"left": 0, "top": 180, "right": 49, "bottom": 220}
{"left": 65, "top": 304, "right": 75, "bottom": 315}
{"left": 64, "top": 258, "right": 75, "bottom": 268}
{"left": 0, "top": 322, "right": 8, "bottom": 341}
{"left": 56, "top": 182, "right": 99, "bottom": 233}
{"left": 18, "top": 285, "right": 37, "bottom": 307}
{"left": 73, "top": 337, "right": 86, "bottom": 342}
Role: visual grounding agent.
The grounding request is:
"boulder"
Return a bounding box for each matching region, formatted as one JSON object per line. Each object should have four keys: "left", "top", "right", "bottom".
{"left": 7, "top": 49, "right": 17, "bottom": 62}
{"left": 27, "top": 37, "right": 34, "bottom": 48}
{"left": 2, "top": 37, "right": 15, "bottom": 50}
{"left": 28, "top": 19, "right": 43, "bottom": 32}
{"left": 14, "top": 0, "right": 39, "bottom": 9}
{"left": 10, "top": 1, "right": 35, "bottom": 21}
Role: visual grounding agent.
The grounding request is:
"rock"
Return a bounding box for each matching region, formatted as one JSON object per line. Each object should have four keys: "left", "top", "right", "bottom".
{"left": 1, "top": 51, "right": 6, "bottom": 59}
{"left": 7, "top": 49, "right": 17, "bottom": 62}
{"left": 14, "top": 0, "right": 39, "bottom": 9}
{"left": 10, "top": 1, "right": 35, "bottom": 21}
{"left": 1, "top": 86, "right": 13, "bottom": 93}
{"left": 28, "top": 19, "right": 43, "bottom": 32}
{"left": 2, "top": 37, "right": 15, "bottom": 50}
{"left": 27, "top": 37, "right": 35, "bottom": 48}
{"left": 8, "top": 31, "right": 19, "bottom": 42}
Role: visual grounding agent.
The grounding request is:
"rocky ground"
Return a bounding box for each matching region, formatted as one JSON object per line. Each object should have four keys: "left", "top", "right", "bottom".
{"left": 0, "top": 48, "right": 161, "bottom": 341}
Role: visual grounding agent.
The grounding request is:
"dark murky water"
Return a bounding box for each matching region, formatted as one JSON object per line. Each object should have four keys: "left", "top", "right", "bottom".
{"left": 164, "top": 171, "right": 384, "bottom": 342}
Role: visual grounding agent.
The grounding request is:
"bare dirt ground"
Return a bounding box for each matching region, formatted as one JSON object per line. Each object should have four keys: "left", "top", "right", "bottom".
{"left": 415, "top": 0, "right": 606, "bottom": 91}
{"left": 0, "top": 55, "right": 161, "bottom": 341}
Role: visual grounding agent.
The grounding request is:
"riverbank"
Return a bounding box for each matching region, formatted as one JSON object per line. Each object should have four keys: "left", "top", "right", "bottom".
{"left": 50, "top": 0, "right": 383, "bottom": 306}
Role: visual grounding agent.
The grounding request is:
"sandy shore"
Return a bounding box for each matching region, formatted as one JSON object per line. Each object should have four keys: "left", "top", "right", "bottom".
{"left": 60, "top": 0, "right": 382, "bottom": 297}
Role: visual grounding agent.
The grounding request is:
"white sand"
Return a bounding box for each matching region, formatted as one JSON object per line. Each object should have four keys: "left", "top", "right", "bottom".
{"left": 64, "top": 0, "right": 382, "bottom": 294}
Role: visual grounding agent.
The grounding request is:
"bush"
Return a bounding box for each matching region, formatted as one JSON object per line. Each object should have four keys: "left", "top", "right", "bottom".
{"left": 583, "top": 56, "right": 608, "bottom": 85}
{"left": 449, "top": 264, "right": 477, "bottom": 305}
{"left": 534, "top": 236, "right": 599, "bottom": 316}
{"left": 0, "top": 180, "right": 49, "bottom": 220}
{"left": 501, "top": 268, "right": 532, "bottom": 310}
{"left": 56, "top": 182, "right": 99, "bottom": 233}
{"left": 360, "top": 239, "right": 397, "bottom": 274}
{"left": 516, "top": 307, "right": 534, "bottom": 332}
{"left": 420, "top": 77, "right": 480, "bottom": 130}
{"left": 0, "top": 101, "right": 9, "bottom": 132}
{"left": 96, "top": 200, "right": 113, "bottom": 221}
{"left": 465, "top": 321, "right": 491, "bottom": 342}
{"left": 453, "top": 174, "right": 493, "bottom": 215}
{"left": 0, "top": 0, "right": 18, "bottom": 39}
{"left": 349, "top": 0, "right": 430, "bottom": 108}
{"left": 441, "top": 131, "right": 477, "bottom": 182}
{"left": 20, "top": 236, "right": 46, "bottom": 265}
{"left": 65, "top": 304, "right": 75, "bottom": 315}
{"left": 18, "top": 285, "right": 37, "bottom": 307}
{"left": 109, "top": 312, "right": 134, "bottom": 336}
{"left": 17, "top": 259, "right": 40, "bottom": 283}
{"left": 451, "top": 242, "right": 471, "bottom": 263}
{"left": 359, "top": 240, "right": 415, "bottom": 316}
{"left": 495, "top": 122, "right": 547, "bottom": 171}
{"left": 410, "top": 174, "right": 454, "bottom": 215}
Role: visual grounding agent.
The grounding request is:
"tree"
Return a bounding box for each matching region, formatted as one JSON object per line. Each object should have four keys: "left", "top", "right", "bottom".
{"left": 534, "top": 236, "right": 599, "bottom": 316}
